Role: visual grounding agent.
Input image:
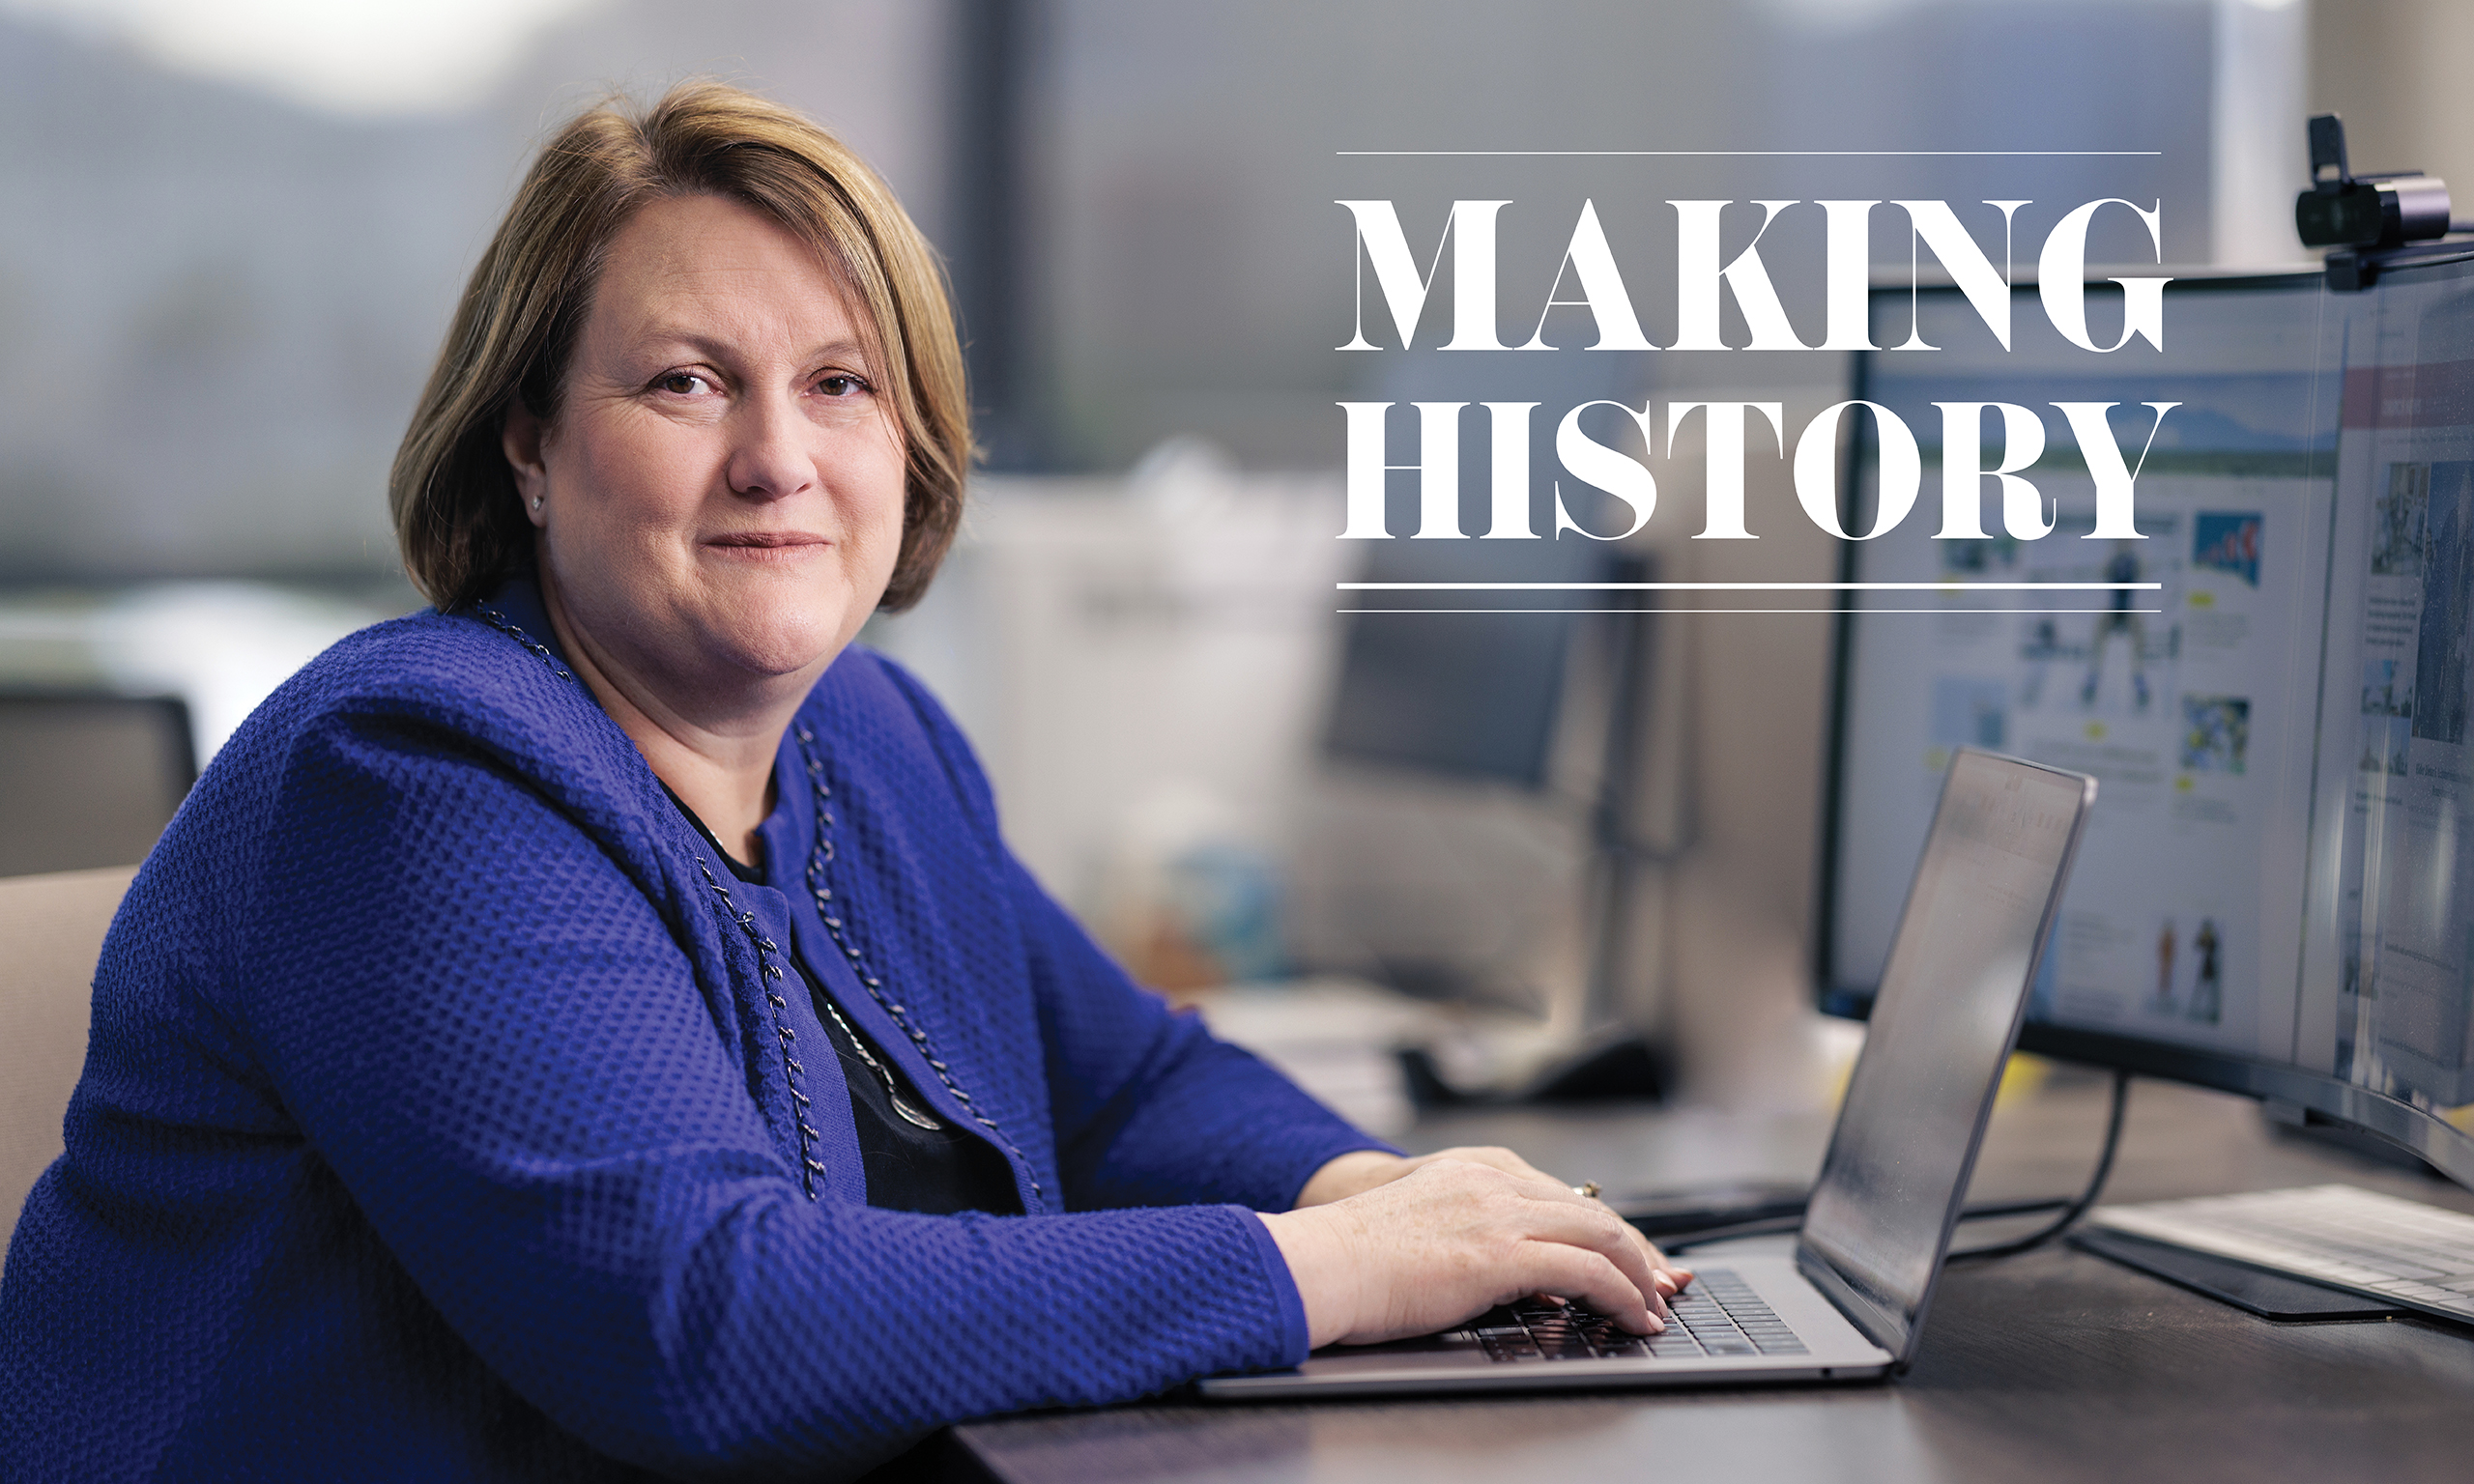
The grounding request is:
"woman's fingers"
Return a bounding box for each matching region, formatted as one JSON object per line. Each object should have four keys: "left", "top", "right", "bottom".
{"left": 1433, "top": 1149, "right": 1696, "bottom": 1298}
{"left": 1263, "top": 1156, "right": 1701, "bottom": 1348}
{"left": 1512, "top": 1184, "right": 1664, "bottom": 1325}
{"left": 1552, "top": 1184, "right": 1693, "bottom": 1301}
{"left": 1512, "top": 1242, "right": 1656, "bottom": 1332}
{"left": 1499, "top": 1170, "right": 1677, "bottom": 1316}
{"left": 1622, "top": 1225, "right": 1692, "bottom": 1299}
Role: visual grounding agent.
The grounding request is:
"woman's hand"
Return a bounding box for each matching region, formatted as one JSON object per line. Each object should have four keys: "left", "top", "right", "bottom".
{"left": 1296, "top": 1147, "right": 1688, "bottom": 1299}
{"left": 1296, "top": 1146, "right": 1614, "bottom": 1207}
{"left": 1259, "top": 1156, "right": 1688, "bottom": 1349}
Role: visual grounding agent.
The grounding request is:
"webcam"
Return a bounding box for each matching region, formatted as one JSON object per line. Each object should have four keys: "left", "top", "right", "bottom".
{"left": 2294, "top": 114, "right": 2456, "bottom": 249}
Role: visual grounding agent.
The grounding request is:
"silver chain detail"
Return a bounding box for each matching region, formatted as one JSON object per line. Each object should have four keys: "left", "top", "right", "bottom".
{"left": 467, "top": 602, "right": 826, "bottom": 1198}
{"left": 816, "top": 994, "right": 945, "bottom": 1131}
{"left": 471, "top": 604, "right": 573, "bottom": 681}
{"left": 794, "top": 723, "right": 1044, "bottom": 1207}
{"left": 691, "top": 859, "right": 826, "bottom": 1199}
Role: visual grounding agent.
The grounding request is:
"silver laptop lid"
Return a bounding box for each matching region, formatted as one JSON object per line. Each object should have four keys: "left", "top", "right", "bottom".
{"left": 1796, "top": 747, "right": 2095, "bottom": 1368}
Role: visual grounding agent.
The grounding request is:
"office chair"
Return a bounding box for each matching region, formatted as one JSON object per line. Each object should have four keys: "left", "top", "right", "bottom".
{"left": 0, "top": 691, "right": 196, "bottom": 878}
{"left": 0, "top": 865, "right": 133, "bottom": 1267}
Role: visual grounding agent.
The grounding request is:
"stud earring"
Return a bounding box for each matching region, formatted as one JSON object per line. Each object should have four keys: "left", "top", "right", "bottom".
{"left": 532, "top": 496, "right": 543, "bottom": 511}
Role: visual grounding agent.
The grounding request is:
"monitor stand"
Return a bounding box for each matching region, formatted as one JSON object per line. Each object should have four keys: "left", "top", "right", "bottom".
{"left": 2069, "top": 1228, "right": 2410, "bottom": 1322}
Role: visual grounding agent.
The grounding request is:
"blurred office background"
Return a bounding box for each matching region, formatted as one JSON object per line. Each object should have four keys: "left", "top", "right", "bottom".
{"left": 0, "top": 0, "right": 2456, "bottom": 1124}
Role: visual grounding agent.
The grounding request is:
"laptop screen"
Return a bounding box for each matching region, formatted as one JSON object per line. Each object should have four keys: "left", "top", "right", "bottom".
{"left": 1799, "top": 749, "right": 2094, "bottom": 1360}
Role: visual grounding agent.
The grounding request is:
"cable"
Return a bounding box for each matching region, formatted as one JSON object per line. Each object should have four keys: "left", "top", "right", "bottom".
{"left": 1660, "top": 1213, "right": 1803, "bottom": 1253}
{"left": 1659, "top": 1194, "right": 2075, "bottom": 1255}
{"left": 1945, "top": 1069, "right": 2132, "bottom": 1263}
{"left": 1961, "top": 1195, "right": 2082, "bottom": 1222}
{"left": 1653, "top": 1071, "right": 2134, "bottom": 1260}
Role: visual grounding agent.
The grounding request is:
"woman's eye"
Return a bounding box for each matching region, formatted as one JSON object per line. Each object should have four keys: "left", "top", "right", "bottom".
{"left": 655, "top": 371, "right": 710, "bottom": 395}
{"left": 816, "top": 373, "right": 871, "bottom": 398}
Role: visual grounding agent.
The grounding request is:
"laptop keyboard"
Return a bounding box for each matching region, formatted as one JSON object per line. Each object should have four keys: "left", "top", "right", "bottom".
{"left": 1470, "top": 1269, "right": 1809, "bottom": 1362}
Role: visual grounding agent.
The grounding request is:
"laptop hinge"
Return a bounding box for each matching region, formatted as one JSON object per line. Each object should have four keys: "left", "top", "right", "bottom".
{"left": 1796, "top": 1241, "right": 1913, "bottom": 1362}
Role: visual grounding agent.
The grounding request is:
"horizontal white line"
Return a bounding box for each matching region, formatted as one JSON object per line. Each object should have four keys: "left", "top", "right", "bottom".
{"left": 1335, "top": 150, "right": 2164, "bottom": 157}
{"left": 1341, "top": 608, "right": 2162, "bottom": 615}
{"left": 1336, "top": 582, "right": 2163, "bottom": 591}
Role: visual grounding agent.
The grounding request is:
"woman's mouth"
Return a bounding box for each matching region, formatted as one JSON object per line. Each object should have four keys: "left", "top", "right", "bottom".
{"left": 706, "top": 531, "right": 828, "bottom": 549}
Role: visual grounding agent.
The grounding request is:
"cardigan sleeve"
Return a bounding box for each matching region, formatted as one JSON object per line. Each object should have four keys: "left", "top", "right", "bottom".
{"left": 237, "top": 704, "right": 1315, "bottom": 1477}
{"left": 1013, "top": 854, "right": 1401, "bottom": 1212}
{"left": 865, "top": 656, "right": 1400, "bottom": 1213}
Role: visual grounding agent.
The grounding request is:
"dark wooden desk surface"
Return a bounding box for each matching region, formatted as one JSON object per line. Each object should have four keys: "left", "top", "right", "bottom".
{"left": 954, "top": 1075, "right": 2474, "bottom": 1484}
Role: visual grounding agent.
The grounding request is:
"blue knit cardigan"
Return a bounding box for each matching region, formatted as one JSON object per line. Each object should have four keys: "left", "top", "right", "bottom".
{"left": 0, "top": 579, "right": 1387, "bottom": 1480}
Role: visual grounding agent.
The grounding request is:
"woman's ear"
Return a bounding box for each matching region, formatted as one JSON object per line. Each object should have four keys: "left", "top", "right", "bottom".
{"left": 503, "top": 401, "right": 550, "bottom": 527}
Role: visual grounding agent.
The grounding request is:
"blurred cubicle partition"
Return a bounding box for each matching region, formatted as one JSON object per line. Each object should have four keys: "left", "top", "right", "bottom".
{"left": 868, "top": 452, "right": 1349, "bottom": 989}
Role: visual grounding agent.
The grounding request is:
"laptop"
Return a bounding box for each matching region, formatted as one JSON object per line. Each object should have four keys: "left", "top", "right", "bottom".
{"left": 1200, "top": 747, "right": 2096, "bottom": 1397}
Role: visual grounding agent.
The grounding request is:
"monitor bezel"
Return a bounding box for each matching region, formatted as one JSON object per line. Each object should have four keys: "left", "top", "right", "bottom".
{"left": 1813, "top": 266, "right": 2474, "bottom": 1193}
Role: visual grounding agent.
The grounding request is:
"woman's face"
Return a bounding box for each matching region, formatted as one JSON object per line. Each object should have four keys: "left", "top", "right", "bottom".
{"left": 506, "top": 192, "right": 907, "bottom": 703}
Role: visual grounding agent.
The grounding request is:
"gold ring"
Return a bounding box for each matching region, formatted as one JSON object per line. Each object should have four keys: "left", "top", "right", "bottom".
{"left": 1572, "top": 1181, "right": 1601, "bottom": 1200}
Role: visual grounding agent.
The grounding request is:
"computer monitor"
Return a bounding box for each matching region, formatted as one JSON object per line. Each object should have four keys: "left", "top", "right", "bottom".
{"left": 1324, "top": 540, "right": 1640, "bottom": 790}
{"left": 1821, "top": 262, "right": 2474, "bottom": 1192}
{"left": 1303, "top": 541, "right": 1662, "bottom": 1054}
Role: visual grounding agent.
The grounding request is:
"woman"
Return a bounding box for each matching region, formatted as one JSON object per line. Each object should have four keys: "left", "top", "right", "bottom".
{"left": 0, "top": 82, "right": 1680, "bottom": 1480}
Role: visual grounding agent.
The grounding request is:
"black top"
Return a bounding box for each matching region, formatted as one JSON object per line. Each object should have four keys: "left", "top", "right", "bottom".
{"left": 664, "top": 786, "right": 1021, "bottom": 1215}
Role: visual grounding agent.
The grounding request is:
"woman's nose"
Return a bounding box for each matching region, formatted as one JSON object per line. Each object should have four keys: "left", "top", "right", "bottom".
{"left": 723, "top": 392, "right": 816, "bottom": 501}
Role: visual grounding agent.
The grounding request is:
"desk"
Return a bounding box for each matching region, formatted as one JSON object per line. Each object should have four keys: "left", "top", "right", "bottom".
{"left": 953, "top": 1075, "right": 2474, "bottom": 1483}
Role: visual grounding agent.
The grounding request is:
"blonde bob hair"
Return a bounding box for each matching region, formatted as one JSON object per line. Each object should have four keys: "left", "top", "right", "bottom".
{"left": 389, "top": 80, "right": 969, "bottom": 614}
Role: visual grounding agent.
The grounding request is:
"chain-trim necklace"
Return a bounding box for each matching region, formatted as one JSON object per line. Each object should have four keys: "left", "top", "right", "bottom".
{"left": 817, "top": 989, "right": 941, "bottom": 1131}
{"left": 792, "top": 722, "right": 1044, "bottom": 1208}
{"left": 472, "top": 603, "right": 1039, "bottom": 1209}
